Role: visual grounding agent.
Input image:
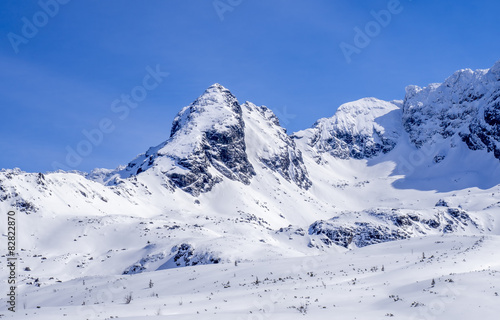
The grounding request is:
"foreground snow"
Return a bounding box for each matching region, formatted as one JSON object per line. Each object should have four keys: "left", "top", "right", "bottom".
{"left": 3, "top": 235, "right": 499, "bottom": 319}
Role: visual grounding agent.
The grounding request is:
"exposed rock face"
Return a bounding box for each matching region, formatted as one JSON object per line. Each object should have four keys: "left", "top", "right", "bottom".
{"left": 123, "top": 252, "right": 166, "bottom": 275}
{"left": 243, "top": 102, "right": 312, "bottom": 189}
{"left": 122, "top": 243, "right": 222, "bottom": 274}
{"left": 309, "top": 208, "right": 480, "bottom": 248}
{"left": 304, "top": 98, "right": 402, "bottom": 159}
{"left": 403, "top": 61, "right": 500, "bottom": 159}
{"left": 309, "top": 220, "right": 409, "bottom": 248}
{"left": 117, "top": 84, "right": 256, "bottom": 195}
{"left": 167, "top": 243, "right": 221, "bottom": 268}
{"left": 167, "top": 84, "right": 255, "bottom": 189}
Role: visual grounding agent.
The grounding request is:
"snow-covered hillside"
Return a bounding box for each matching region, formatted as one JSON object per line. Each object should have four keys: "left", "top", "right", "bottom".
{"left": 1, "top": 61, "right": 500, "bottom": 319}
{"left": 9, "top": 235, "right": 500, "bottom": 319}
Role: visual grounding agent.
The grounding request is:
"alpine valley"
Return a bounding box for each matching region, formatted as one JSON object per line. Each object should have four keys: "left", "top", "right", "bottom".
{"left": 1, "top": 61, "right": 500, "bottom": 319}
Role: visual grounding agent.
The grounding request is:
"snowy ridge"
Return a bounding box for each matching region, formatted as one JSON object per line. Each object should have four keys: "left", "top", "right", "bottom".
{"left": 303, "top": 98, "right": 402, "bottom": 160}
{"left": 242, "top": 101, "right": 311, "bottom": 189}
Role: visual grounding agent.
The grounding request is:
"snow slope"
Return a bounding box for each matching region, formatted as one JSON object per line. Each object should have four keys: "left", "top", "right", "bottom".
{"left": 6, "top": 235, "right": 500, "bottom": 319}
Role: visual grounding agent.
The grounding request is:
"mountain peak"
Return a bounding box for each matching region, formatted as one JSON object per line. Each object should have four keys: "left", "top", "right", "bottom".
{"left": 193, "top": 83, "right": 233, "bottom": 104}
{"left": 170, "top": 84, "right": 241, "bottom": 138}
{"left": 116, "top": 83, "right": 255, "bottom": 195}
{"left": 207, "top": 83, "right": 227, "bottom": 90}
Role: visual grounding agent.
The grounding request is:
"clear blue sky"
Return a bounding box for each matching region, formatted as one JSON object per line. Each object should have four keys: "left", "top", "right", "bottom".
{"left": 1, "top": 0, "right": 499, "bottom": 173}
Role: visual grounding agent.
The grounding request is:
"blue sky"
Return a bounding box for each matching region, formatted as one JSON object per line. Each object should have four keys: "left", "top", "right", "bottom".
{"left": 1, "top": 0, "right": 499, "bottom": 173}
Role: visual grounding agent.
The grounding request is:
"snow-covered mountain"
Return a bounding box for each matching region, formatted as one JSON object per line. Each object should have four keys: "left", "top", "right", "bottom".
{"left": 115, "top": 84, "right": 256, "bottom": 195}
{"left": 300, "top": 97, "right": 403, "bottom": 160}
{"left": 1, "top": 61, "right": 500, "bottom": 318}
{"left": 103, "top": 84, "right": 311, "bottom": 195}
{"left": 403, "top": 61, "right": 500, "bottom": 159}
